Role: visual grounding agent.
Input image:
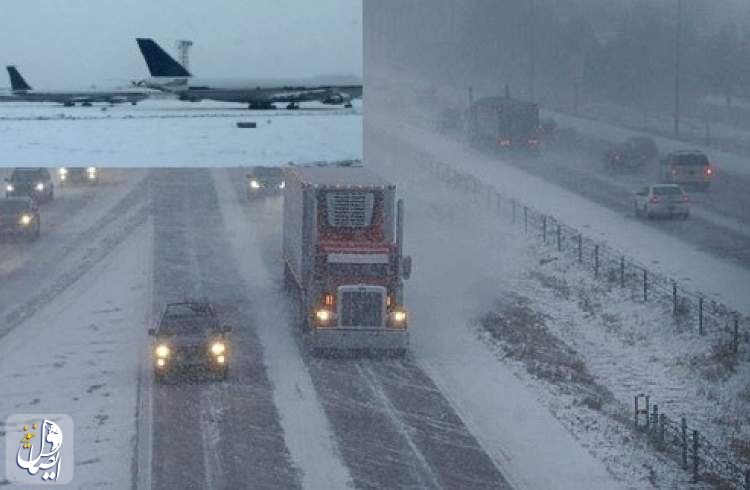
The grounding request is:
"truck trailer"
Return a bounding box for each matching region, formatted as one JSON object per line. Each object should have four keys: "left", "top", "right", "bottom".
{"left": 468, "top": 95, "right": 540, "bottom": 151}
{"left": 282, "top": 166, "right": 412, "bottom": 354}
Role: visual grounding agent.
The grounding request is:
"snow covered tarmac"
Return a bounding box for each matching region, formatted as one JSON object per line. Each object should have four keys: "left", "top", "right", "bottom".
{"left": 0, "top": 99, "right": 362, "bottom": 165}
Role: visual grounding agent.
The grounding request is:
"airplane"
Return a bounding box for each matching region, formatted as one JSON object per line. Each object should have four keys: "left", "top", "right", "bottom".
{"left": 5, "top": 66, "right": 150, "bottom": 107}
{"left": 135, "top": 38, "right": 362, "bottom": 110}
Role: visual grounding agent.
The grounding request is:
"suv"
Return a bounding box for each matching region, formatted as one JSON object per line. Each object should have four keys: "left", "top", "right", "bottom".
{"left": 245, "top": 166, "right": 285, "bottom": 200}
{"left": 148, "top": 302, "right": 232, "bottom": 381}
{"left": 0, "top": 197, "right": 40, "bottom": 241}
{"left": 58, "top": 167, "right": 98, "bottom": 185}
{"left": 5, "top": 168, "right": 54, "bottom": 203}
{"left": 634, "top": 184, "right": 690, "bottom": 220}
{"left": 660, "top": 150, "right": 713, "bottom": 190}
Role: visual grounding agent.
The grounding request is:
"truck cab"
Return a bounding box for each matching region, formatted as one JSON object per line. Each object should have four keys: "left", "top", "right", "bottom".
{"left": 282, "top": 165, "right": 412, "bottom": 355}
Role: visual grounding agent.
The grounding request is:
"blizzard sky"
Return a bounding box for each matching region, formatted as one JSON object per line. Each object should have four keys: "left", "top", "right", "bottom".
{"left": 0, "top": 0, "right": 362, "bottom": 89}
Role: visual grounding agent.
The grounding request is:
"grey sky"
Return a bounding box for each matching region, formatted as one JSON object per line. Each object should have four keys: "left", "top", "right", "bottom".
{"left": 0, "top": 0, "right": 361, "bottom": 89}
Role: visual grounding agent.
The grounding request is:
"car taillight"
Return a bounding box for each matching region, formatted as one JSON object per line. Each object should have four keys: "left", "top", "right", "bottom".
{"left": 670, "top": 168, "right": 677, "bottom": 176}
{"left": 649, "top": 196, "right": 660, "bottom": 204}
{"left": 682, "top": 195, "right": 689, "bottom": 203}
{"left": 705, "top": 167, "right": 713, "bottom": 176}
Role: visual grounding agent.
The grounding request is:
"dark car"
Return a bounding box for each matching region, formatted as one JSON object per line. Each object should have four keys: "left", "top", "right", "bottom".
{"left": 148, "top": 302, "right": 232, "bottom": 381}
{"left": 604, "top": 137, "right": 658, "bottom": 172}
{"left": 245, "top": 166, "right": 285, "bottom": 200}
{"left": 58, "top": 166, "right": 98, "bottom": 185}
{"left": 5, "top": 168, "right": 54, "bottom": 203}
{"left": 0, "top": 197, "right": 40, "bottom": 241}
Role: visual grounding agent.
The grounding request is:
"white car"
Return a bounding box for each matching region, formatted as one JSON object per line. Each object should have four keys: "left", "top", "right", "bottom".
{"left": 634, "top": 184, "right": 690, "bottom": 219}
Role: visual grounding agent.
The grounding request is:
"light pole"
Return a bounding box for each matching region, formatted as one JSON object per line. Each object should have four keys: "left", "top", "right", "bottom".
{"left": 673, "top": 0, "right": 683, "bottom": 135}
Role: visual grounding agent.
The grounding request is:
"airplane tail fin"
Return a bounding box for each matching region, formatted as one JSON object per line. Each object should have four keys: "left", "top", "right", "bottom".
{"left": 136, "top": 38, "right": 192, "bottom": 77}
{"left": 6, "top": 66, "right": 32, "bottom": 91}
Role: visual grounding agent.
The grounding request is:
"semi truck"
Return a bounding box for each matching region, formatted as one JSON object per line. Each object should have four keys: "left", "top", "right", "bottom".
{"left": 467, "top": 93, "right": 540, "bottom": 151}
{"left": 282, "top": 165, "right": 412, "bottom": 354}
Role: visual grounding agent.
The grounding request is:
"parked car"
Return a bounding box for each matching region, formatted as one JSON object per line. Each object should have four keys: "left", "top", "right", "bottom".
{"left": 604, "top": 137, "right": 658, "bottom": 172}
{"left": 660, "top": 150, "right": 714, "bottom": 190}
{"left": 634, "top": 184, "right": 690, "bottom": 219}
{"left": 0, "top": 197, "right": 40, "bottom": 241}
{"left": 148, "top": 302, "right": 232, "bottom": 381}
{"left": 5, "top": 168, "right": 54, "bottom": 203}
{"left": 58, "top": 167, "right": 99, "bottom": 185}
{"left": 245, "top": 166, "right": 285, "bottom": 200}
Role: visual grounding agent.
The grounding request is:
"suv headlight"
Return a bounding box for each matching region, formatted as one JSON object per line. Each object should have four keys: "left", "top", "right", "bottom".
{"left": 87, "top": 167, "right": 97, "bottom": 178}
{"left": 155, "top": 344, "right": 170, "bottom": 358}
{"left": 35, "top": 183, "right": 45, "bottom": 191}
{"left": 210, "top": 342, "right": 226, "bottom": 355}
{"left": 250, "top": 179, "right": 260, "bottom": 189}
{"left": 279, "top": 181, "right": 285, "bottom": 189}
{"left": 58, "top": 167, "right": 68, "bottom": 177}
{"left": 19, "top": 214, "right": 32, "bottom": 226}
{"left": 6, "top": 184, "right": 14, "bottom": 192}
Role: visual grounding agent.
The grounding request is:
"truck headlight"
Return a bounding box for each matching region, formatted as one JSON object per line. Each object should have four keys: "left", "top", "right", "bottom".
{"left": 210, "top": 342, "right": 226, "bottom": 355}
{"left": 6, "top": 184, "right": 14, "bottom": 192}
{"left": 250, "top": 179, "right": 260, "bottom": 189}
{"left": 388, "top": 309, "right": 408, "bottom": 328}
{"left": 315, "top": 309, "right": 333, "bottom": 325}
{"left": 155, "top": 344, "right": 170, "bottom": 358}
{"left": 279, "top": 181, "right": 285, "bottom": 189}
{"left": 35, "top": 183, "right": 45, "bottom": 191}
{"left": 216, "top": 355, "right": 226, "bottom": 364}
{"left": 19, "top": 214, "right": 32, "bottom": 226}
{"left": 58, "top": 168, "right": 68, "bottom": 180}
{"left": 87, "top": 167, "right": 97, "bottom": 178}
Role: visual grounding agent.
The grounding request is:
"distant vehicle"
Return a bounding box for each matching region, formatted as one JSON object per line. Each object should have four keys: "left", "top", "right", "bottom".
{"left": 245, "top": 166, "right": 285, "bottom": 200}
{"left": 634, "top": 184, "right": 690, "bottom": 219}
{"left": 467, "top": 93, "right": 540, "bottom": 151}
{"left": 147, "top": 302, "right": 232, "bottom": 381}
{"left": 58, "top": 167, "right": 99, "bottom": 185}
{"left": 660, "top": 150, "right": 714, "bottom": 190}
{"left": 283, "top": 166, "right": 412, "bottom": 355}
{"left": 5, "top": 66, "right": 148, "bottom": 107}
{"left": 135, "top": 38, "right": 362, "bottom": 110}
{"left": 605, "top": 136, "right": 658, "bottom": 172}
{"left": 539, "top": 118, "right": 559, "bottom": 142}
{"left": 0, "top": 197, "right": 40, "bottom": 241}
{"left": 5, "top": 168, "right": 54, "bottom": 203}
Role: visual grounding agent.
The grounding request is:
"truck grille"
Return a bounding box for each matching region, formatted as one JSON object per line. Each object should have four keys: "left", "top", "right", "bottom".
{"left": 340, "top": 290, "right": 383, "bottom": 327}
{"left": 325, "top": 192, "right": 374, "bottom": 228}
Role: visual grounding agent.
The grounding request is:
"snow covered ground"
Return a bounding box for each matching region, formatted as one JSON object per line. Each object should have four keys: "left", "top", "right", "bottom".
{"left": 0, "top": 99, "right": 362, "bottom": 166}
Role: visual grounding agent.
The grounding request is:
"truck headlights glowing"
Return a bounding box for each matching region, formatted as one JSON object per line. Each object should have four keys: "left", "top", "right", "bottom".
{"left": 216, "top": 355, "right": 226, "bottom": 364}
{"left": 35, "top": 183, "right": 45, "bottom": 191}
{"left": 87, "top": 167, "right": 97, "bottom": 178}
{"left": 250, "top": 179, "right": 260, "bottom": 189}
{"left": 155, "top": 344, "right": 170, "bottom": 358}
{"left": 210, "top": 342, "right": 226, "bottom": 355}
{"left": 315, "top": 309, "right": 333, "bottom": 324}
{"left": 6, "top": 184, "right": 14, "bottom": 192}
{"left": 156, "top": 358, "right": 166, "bottom": 367}
{"left": 19, "top": 214, "right": 32, "bottom": 226}
{"left": 389, "top": 309, "right": 408, "bottom": 327}
{"left": 58, "top": 168, "right": 68, "bottom": 180}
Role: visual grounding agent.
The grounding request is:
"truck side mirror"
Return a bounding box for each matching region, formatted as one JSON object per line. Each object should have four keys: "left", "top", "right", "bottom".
{"left": 147, "top": 328, "right": 155, "bottom": 336}
{"left": 401, "top": 256, "right": 412, "bottom": 280}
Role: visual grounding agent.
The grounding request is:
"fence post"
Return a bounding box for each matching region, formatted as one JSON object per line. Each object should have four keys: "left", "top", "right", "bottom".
{"left": 734, "top": 318, "right": 740, "bottom": 354}
{"left": 620, "top": 256, "right": 625, "bottom": 287}
{"left": 578, "top": 234, "right": 582, "bottom": 263}
{"left": 673, "top": 282, "right": 678, "bottom": 316}
{"left": 643, "top": 270, "right": 648, "bottom": 302}
{"left": 698, "top": 298, "right": 704, "bottom": 336}
{"left": 659, "top": 414, "right": 666, "bottom": 446}
{"left": 692, "top": 430, "right": 699, "bottom": 483}
{"left": 542, "top": 216, "right": 547, "bottom": 243}
{"left": 557, "top": 225, "right": 561, "bottom": 252}
{"left": 594, "top": 245, "right": 599, "bottom": 278}
{"left": 681, "top": 417, "right": 688, "bottom": 469}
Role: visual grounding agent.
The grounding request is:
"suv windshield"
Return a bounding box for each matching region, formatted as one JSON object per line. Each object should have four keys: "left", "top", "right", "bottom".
{"left": 11, "top": 170, "right": 45, "bottom": 181}
{"left": 653, "top": 186, "right": 682, "bottom": 196}
{"left": 671, "top": 154, "right": 708, "bottom": 166}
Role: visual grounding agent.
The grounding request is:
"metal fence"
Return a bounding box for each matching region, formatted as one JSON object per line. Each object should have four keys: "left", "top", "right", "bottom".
{"left": 418, "top": 156, "right": 749, "bottom": 357}
{"left": 635, "top": 394, "right": 750, "bottom": 489}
